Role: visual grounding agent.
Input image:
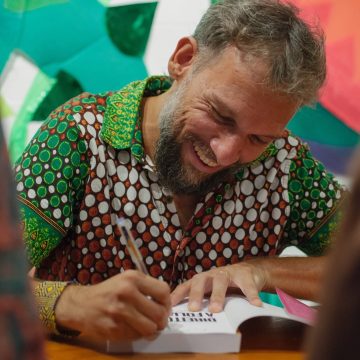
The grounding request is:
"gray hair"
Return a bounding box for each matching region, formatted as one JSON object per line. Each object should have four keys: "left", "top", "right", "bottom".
{"left": 193, "top": 0, "right": 326, "bottom": 105}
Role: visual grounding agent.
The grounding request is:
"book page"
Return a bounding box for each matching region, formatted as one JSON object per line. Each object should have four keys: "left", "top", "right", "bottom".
{"left": 163, "top": 300, "right": 235, "bottom": 334}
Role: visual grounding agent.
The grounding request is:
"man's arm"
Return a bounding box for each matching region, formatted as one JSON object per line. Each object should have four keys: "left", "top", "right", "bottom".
{"left": 32, "top": 271, "right": 171, "bottom": 341}
{"left": 171, "top": 255, "right": 326, "bottom": 312}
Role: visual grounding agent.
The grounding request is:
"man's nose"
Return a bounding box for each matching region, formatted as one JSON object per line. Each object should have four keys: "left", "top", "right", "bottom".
{"left": 209, "top": 133, "right": 243, "bottom": 167}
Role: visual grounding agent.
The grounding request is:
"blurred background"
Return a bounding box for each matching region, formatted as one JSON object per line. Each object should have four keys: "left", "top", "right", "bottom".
{"left": 0, "top": 0, "right": 359, "bottom": 175}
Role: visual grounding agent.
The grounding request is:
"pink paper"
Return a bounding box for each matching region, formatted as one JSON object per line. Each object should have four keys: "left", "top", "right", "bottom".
{"left": 276, "top": 288, "right": 317, "bottom": 325}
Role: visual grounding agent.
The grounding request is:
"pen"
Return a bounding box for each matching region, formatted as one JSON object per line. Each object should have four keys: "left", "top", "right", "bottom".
{"left": 116, "top": 217, "right": 149, "bottom": 275}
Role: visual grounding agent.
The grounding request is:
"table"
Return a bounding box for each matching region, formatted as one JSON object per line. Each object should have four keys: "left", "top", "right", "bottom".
{"left": 46, "top": 317, "right": 307, "bottom": 359}
{"left": 46, "top": 340, "right": 304, "bottom": 359}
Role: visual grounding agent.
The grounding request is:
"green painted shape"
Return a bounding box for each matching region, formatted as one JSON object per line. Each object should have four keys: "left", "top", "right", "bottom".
{"left": 288, "top": 103, "right": 360, "bottom": 147}
{"left": 97, "top": 0, "right": 110, "bottom": 5}
{"left": 259, "top": 292, "right": 283, "bottom": 308}
{"left": 9, "top": 71, "right": 55, "bottom": 162}
{"left": 31, "top": 70, "right": 84, "bottom": 121}
{"left": 0, "top": 96, "right": 13, "bottom": 117}
{"left": 106, "top": 2, "right": 158, "bottom": 57}
{"left": 4, "top": 0, "right": 68, "bottom": 12}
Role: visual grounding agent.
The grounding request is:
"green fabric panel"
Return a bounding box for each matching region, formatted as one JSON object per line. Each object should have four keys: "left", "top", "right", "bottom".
{"left": 9, "top": 71, "right": 55, "bottom": 162}
{"left": 288, "top": 103, "right": 359, "bottom": 147}
{"left": 4, "top": 0, "right": 68, "bottom": 12}
{"left": 31, "top": 70, "right": 84, "bottom": 121}
{"left": 105, "top": 2, "right": 158, "bottom": 56}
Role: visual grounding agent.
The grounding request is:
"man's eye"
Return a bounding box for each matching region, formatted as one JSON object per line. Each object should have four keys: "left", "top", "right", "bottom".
{"left": 249, "top": 135, "right": 268, "bottom": 145}
{"left": 210, "top": 107, "right": 233, "bottom": 125}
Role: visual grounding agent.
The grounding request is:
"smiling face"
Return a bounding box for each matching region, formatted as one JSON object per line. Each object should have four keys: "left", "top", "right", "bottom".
{"left": 154, "top": 43, "right": 298, "bottom": 195}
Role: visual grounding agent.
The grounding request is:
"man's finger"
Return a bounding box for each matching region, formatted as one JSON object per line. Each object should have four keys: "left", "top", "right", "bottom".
{"left": 208, "top": 270, "right": 231, "bottom": 313}
{"left": 232, "top": 273, "right": 263, "bottom": 307}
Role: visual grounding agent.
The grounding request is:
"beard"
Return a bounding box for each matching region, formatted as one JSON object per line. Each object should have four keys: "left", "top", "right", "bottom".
{"left": 154, "top": 81, "right": 240, "bottom": 196}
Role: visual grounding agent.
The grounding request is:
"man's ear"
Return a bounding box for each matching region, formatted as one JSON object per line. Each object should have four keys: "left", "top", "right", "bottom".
{"left": 168, "top": 37, "right": 198, "bottom": 80}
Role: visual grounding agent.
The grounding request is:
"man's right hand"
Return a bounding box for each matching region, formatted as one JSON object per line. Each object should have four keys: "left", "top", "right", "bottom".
{"left": 54, "top": 270, "right": 171, "bottom": 341}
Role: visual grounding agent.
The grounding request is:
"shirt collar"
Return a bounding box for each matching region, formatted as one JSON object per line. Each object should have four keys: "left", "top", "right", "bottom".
{"left": 100, "top": 76, "right": 172, "bottom": 160}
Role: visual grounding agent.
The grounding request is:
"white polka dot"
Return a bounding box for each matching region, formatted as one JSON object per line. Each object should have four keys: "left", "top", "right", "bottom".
{"left": 16, "top": 182, "right": 24, "bottom": 191}
{"left": 146, "top": 256, "right": 154, "bottom": 265}
{"left": 149, "top": 241, "right": 158, "bottom": 251}
{"left": 241, "top": 180, "right": 254, "bottom": 196}
{"left": 271, "top": 193, "right": 280, "bottom": 205}
{"left": 257, "top": 189, "right": 268, "bottom": 203}
{"left": 118, "top": 151, "right": 130, "bottom": 164}
{"left": 139, "top": 188, "right": 151, "bottom": 203}
{"left": 209, "top": 249, "right": 217, "bottom": 260}
{"left": 251, "top": 163, "right": 264, "bottom": 175}
{"left": 90, "top": 157, "right": 97, "bottom": 170}
{"left": 280, "top": 159, "right": 291, "bottom": 174}
{"left": 238, "top": 245, "right": 244, "bottom": 258}
{"left": 136, "top": 221, "right": 146, "bottom": 233}
{"left": 129, "top": 168, "right": 139, "bottom": 184}
{"left": 126, "top": 186, "right": 137, "bottom": 202}
{"left": 251, "top": 246, "right": 259, "bottom": 255}
{"left": 100, "top": 238, "right": 107, "bottom": 247}
{"left": 106, "top": 159, "right": 116, "bottom": 176}
{"left": 195, "top": 249, "right": 204, "bottom": 259}
{"left": 87, "top": 231, "right": 95, "bottom": 240}
{"left": 246, "top": 208, "right": 257, "bottom": 222}
{"left": 117, "top": 165, "right": 128, "bottom": 182}
{"left": 288, "top": 136, "right": 299, "bottom": 147}
{"left": 224, "top": 200, "right": 235, "bottom": 214}
{"left": 274, "top": 224, "right": 281, "bottom": 235}
{"left": 103, "top": 185, "right": 110, "bottom": 199}
{"left": 266, "top": 168, "right": 277, "bottom": 183}
{"left": 105, "top": 225, "right": 113, "bottom": 235}
{"left": 245, "top": 196, "right": 255, "bottom": 209}
{"left": 212, "top": 216, "right": 223, "bottom": 230}
{"left": 163, "top": 246, "right": 171, "bottom": 257}
{"left": 53, "top": 208, "right": 61, "bottom": 219}
{"left": 196, "top": 232, "right": 207, "bottom": 244}
{"left": 87, "top": 125, "right": 97, "bottom": 137}
{"left": 317, "top": 210, "right": 324, "bottom": 219}
{"left": 171, "top": 214, "right": 180, "bottom": 227}
{"left": 277, "top": 149, "right": 288, "bottom": 162}
{"left": 96, "top": 163, "right": 106, "bottom": 179}
{"left": 264, "top": 156, "right": 275, "bottom": 169}
{"left": 281, "top": 175, "right": 288, "bottom": 188}
{"left": 91, "top": 178, "right": 102, "bottom": 193}
{"left": 139, "top": 172, "right": 150, "bottom": 187}
{"left": 114, "top": 182, "right": 125, "bottom": 198}
{"left": 150, "top": 209, "right": 161, "bottom": 223}
{"left": 82, "top": 247, "right": 88, "bottom": 255}
{"left": 254, "top": 175, "right": 266, "bottom": 190}
{"left": 221, "top": 232, "right": 231, "bottom": 244}
{"left": 95, "top": 252, "right": 101, "bottom": 259}
{"left": 24, "top": 169, "right": 30, "bottom": 176}
{"left": 306, "top": 221, "right": 314, "bottom": 228}
{"left": 235, "top": 199, "right": 243, "bottom": 213}
{"left": 282, "top": 190, "right": 289, "bottom": 202}
{"left": 89, "top": 138, "right": 98, "bottom": 155}
{"left": 61, "top": 195, "right": 68, "bottom": 203}
{"left": 263, "top": 244, "right": 270, "bottom": 252}
{"left": 274, "top": 138, "right": 285, "bottom": 149}
{"left": 260, "top": 211, "right": 270, "bottom": 223}
{"left": 224, "top": 216, "right": 232, "bottom": 229}
{"left": 272, "top": 208, "right": 281, "bottom": 220}
{"left": 150, "top": 226, "right": 160, "bottom": 237}
{"left": 233, "top": 214, "right": 244, "bottom": 227}
{"left": 111, "top": 198, "right": 121, "bottom": 211}
{"left": 40, "top": 199, "right": 49, "bottom": 209}
{"left": 92, "top": 217, "right": 101, "bottom": 227}
{"left": 107, "top": 261, "right": 113, "bottom": 268}
{"left": 223, "top": 248, "right": 232, "bottom": 258}
{"left": 28, "top": 189, "right": 36, "bottom": 199}
{"left": 96, "top": 113, "right": 103, "bottom": 122}
{"left": 235, "top": 228, "right": 245, "bottom": 240}
{"left": 211, "top": 233, "right": 219, "bottom": 244}
{"left": 35, "top": 176, "right": 42, "bottom": 184}
{"left": 138, "top": 204, "right": 148, "bottom": 218}
{"left": 160, "top": 261, "right": 167, "bottom": 270}
{"left": 263, "top": 228, "right": 269, "bottom": 237}
{"left": 270, "top": 176, "right": 280, "bottom": 191}
{"left": 79, "top": 210, "right": 88, "bottom": 221}
{"left": 124, "top": 202, "right": 135, "bottom": 216}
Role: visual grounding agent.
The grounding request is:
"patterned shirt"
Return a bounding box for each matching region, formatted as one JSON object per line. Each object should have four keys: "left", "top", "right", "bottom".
{"left": 0, "top": 125, "right": 45, "bottom": 359}
{"left": 15, "top": 76, "right": 342, "bottom": 288}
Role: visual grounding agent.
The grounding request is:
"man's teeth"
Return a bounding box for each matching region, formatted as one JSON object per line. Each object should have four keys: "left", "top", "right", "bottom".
{"left": 194, "top": 143, "right": 218, "bottom": 167}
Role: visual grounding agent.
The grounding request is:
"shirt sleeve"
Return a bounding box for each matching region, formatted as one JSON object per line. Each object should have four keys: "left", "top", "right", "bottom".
{"left": 281, "top": 143, "right": 345, "bottom": 256}
{"left": 14, "top": 99, "right": 89, "bottom": 267}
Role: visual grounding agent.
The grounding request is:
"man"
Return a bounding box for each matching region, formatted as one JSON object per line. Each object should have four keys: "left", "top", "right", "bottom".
{"left": 15, "top": 0, "right": 343, "bottom": 341}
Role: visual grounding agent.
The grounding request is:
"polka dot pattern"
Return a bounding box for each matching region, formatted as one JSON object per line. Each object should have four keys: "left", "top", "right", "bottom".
{"left": 15, "top": 78, "right": 344, "bottom": 287}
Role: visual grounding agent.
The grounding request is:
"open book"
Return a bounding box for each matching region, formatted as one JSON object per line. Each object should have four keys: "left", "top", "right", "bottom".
{"left": 106, "top": 292, "right": 315, "bottom": 353}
